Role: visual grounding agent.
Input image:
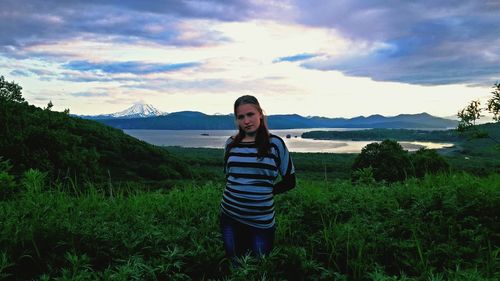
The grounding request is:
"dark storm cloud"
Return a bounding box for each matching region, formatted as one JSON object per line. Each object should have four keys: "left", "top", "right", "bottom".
{"left": 293, "top": 0, "right": 500, "bottom": 85}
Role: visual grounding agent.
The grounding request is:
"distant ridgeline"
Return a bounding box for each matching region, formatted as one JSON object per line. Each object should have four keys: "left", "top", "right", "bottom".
{"left": 90, "top": 112, "right": 458, "bottom": 130}
{"left": 302, "top": 128, "right": 464, "bottom": 142}
{"left": 0, "top": 98, "right": 191, "bottom": 181}
{"left": 302, "top": 123, "right": 500, "bottom": 142}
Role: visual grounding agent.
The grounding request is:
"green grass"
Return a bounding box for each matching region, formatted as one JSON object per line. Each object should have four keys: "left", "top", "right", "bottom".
{"left": 1, "top": 170, "right": 498, "bottom": 280}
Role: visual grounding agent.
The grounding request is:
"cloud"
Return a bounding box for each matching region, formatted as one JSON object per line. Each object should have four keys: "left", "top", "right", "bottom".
{"left": 118, "top": 74, "right": 300, "bottom": 97}
{"left": 274, "top": 53, "right": 319, "bottom": 63}
{"left": 10, "top": 70, "right": 30, "bottom": 77}
{"left": 60, "top": 74, "right": 121, "bottom": 83}
{"left": 2, "top": 0, "right": 499, "bottom": 88}
{"left": 123, "top": 78, "right": 227, "bottom": 92}
{"left": 292, "top": 1, "right": 500, "bottom": 41}
{"left": 8, "top": 67, "right": 58, "bottom": 80}
{"left": 28, "top": 68, "right": 57, "bottom": 76}
{"left": 0, "top": 0, "right": 261, "bottom": 51}
{"left": 301, "top": 39, "right": 500, "bottom": 85}
{"left": 291, "top": 0, "right": 500, "bottom": 85}
{"left": 63, "top": 60, "right": 200, "bottom": 75}
{"left": 70, "top": 91, "right": 111, "bottom": 98}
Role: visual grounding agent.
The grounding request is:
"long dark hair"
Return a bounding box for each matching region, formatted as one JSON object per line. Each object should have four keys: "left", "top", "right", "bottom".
{"left": 225, "top": 95, "right": 271, "bottom": 161}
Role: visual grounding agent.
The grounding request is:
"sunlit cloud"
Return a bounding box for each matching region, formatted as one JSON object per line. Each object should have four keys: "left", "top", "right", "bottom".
{"left": 1, "top": 0, "right": 499, "bottom": 117}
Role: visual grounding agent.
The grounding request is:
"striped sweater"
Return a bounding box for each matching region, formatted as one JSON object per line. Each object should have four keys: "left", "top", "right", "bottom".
{"left": 221, "top": 134, "right": 295, "bottom": 229}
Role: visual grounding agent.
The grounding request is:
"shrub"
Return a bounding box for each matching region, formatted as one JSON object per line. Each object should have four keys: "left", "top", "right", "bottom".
{"left": 22, "top": 169, "right": 47, "bottom": 194}
{"left": 0, "top": 157, "right": 16, "bottom": 199}
{"left": 411, "top": 148, "right": 450, "bottom": 178}
{"left": 352, "top": 167, "right": 376, "bottom": 185}
{"left": 352, "top": 140, "right": 414, "bottom": 183}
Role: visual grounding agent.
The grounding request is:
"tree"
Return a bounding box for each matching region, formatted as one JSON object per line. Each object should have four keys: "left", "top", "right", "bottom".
{"left": 457, "top": 100, "right": 482, "bottom": 132}
{"left": 352, "top": 139, "right": 414, "bottom": 183}
{"left": 458, "top": 82, "right": 500, "bottom": 129}
{"left": 45, "top": 100, "right": 53, "bottom": 111}
{"left": 456, "top": 83, "right": 500, "bottom": 145}
{"left": 0, "top": 75, "right": 25, "bottom": 103}
{"left": 486, "top": 82, "right": 500, "bottom": 121}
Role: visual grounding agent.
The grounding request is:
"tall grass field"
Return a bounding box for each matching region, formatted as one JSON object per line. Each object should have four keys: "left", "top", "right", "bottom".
{"left": 1, "top": 168, "right": 498, "bottom": 280}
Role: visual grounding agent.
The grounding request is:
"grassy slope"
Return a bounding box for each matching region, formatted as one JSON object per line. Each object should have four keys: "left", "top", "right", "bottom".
{"left": 0, "top": 172, "right": 498, "bottom": 280}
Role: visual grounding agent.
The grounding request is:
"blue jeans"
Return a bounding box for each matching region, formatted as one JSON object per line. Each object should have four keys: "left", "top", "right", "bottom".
{"left": 220, "top": 212, "right": 275, "bottom": 265}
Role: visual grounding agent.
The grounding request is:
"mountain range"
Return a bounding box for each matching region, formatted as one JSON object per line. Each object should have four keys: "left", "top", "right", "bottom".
{"left": 78, "top": 103, "right": 165, "bottom": 119}
{"left": 78, "top": 104, "right": 458, "bottom": 129}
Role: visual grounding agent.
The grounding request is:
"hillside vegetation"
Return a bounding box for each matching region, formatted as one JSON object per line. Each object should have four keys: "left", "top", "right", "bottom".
{"left": 0, "top": 97, "right": 190, "bottom": 182}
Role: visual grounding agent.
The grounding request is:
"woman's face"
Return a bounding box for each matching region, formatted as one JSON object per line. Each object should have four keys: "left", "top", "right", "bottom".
{"left": 236, "top": 103, "right": 262, "bottom": 135}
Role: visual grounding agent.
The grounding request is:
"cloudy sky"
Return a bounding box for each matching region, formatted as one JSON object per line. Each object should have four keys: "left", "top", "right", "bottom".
{"left": 1, "top": 0, "right": 499, "bottom": 118}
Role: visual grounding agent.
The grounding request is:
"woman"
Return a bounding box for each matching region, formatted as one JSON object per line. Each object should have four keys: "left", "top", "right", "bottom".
{"left": 220, "top": 95, "right": 296, "bottom": 266}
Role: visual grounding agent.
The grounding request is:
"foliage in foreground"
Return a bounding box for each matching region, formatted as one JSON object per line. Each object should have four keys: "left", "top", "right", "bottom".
{"left": 0, "top": 170, "right": 498, "bottom": 281}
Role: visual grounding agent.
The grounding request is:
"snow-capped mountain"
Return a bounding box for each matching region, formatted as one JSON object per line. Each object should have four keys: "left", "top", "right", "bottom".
{"left": 110, "top": 103, "right": 164, "bottom": 118}
{"left": 78, "top": 103, "right": 166, "bottom": 119}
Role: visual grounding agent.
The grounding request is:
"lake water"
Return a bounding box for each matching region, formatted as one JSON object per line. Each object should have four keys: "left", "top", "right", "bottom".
{"left": 124, "top": 128, "right": 455, "bottom": 153}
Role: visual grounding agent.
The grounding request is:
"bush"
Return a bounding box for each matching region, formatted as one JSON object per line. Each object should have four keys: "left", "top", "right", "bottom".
{"left": 351, "top": 167, "right": 376, "bottom": 185}
{"left": 0, "top": 157, "right": 16, "bottom": 199}
{"left": 352, "top": 140, "right": 414, "bottom": 183}
{"left": 22, "top": 169, "right": 47, "bottom": 194}
{"left": 411, "top": 148, "right": 450, "bottom": 178}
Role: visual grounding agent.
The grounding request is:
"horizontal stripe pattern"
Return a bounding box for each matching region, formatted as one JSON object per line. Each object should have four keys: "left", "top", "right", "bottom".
{"left": 226, "top": 179, "right": 273, "bottom": 188}
{"left": 227, "top": 162, "right": 278, "bottom": 171}
{"left": 221, "top": 134, "right": 295, "bottom": 229}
